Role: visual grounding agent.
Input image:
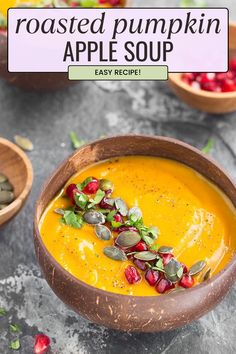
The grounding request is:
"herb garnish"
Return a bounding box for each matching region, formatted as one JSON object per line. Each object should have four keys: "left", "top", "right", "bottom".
{"left": 9, "top": 339, "right": 21, "bottom": 351}
{"left": 10, "top": 324, "right": 21, "bottom": 333}
{"left": 61, "top": 210, "right": 83, "bottom": 229}
{"left": 202, "top": 138, "right": 215, "bottom": 154}
{"left": 69, "top": 131, "right": 86, "bottom": 150}
{"left": 0, "top": 307, "right": 7, "bottom": 316}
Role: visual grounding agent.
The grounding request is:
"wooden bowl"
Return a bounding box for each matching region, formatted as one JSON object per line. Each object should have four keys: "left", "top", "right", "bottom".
{"left": 0, "top": 138, "right": 33, "bottom": 227}
{"left": 169, "top": 23, "right": 236, "bottom": 114}
{"left": 0, "top": 0, "right": 129, "bottom": 91}
{"left": 34, "top": 135, "right": 236, "bottom": 332}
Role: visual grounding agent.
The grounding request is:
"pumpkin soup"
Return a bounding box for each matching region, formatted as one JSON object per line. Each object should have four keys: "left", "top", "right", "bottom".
{"left": 39, "top": 156, "right": 236, "bottom": 296}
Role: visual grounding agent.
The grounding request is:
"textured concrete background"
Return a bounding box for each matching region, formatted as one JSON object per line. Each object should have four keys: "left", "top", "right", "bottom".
{"left": 1, "top": 1, "right": 236, "bottom": 353}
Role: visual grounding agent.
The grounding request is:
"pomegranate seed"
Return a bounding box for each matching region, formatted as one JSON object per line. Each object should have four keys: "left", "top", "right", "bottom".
{"left": 181, "top": 263, "right": 188, "bottom": 274}
{"left": 229, "top": 58, "right": 236, "bottom": 72}
{"left": 160, "top": 253, "right": 173, "bottom": 266}
{"left": 133, "top": 259, "right": 147, "bottom": 271}
{"left": 109, "top": 0, "right": 120, "bottom": 5}
{"left": 182, "top": 73, "right": 195, "bottom": 84}
{"left": 66, "top": 184, "right": 78, "bottom": 202}
{"left": 133, "top": 241, "right": 148, "bottom": 252}
{"left": 201, "top": 81, "right": 221, "bottom": 92}
{"left": 145, "top": 269, "right": 160, "bottom": 286}
{"left": 125, "top": 266, "right": 141, "bottom": 284}
{"left": 34, "top": 334, "right": 50, "bottom": 354}
{"left": 83, "top": 177, "right": 99, "bottom": 194}
{"left": 197, "top": 73, "right": 215, "bottom": 85}
{"left": 179, "top": 274, "right": 194, "bottom": 288}
{"left": 114, "top": 226, "right": 138, "bottom": 233}
{"left": 155, "top": 279, "right": 175, "bottom": 294}
{"left": 113, "top": 213, "right": 123, "bottom": 223}
{"left": 99, "top": 0, "right": 108, "bottom": 3}
{"left": 99, "top": 197, "right": 114, "bottom": 210}
{"left": 221, "top": 79, "right": 236, "bottom": 92}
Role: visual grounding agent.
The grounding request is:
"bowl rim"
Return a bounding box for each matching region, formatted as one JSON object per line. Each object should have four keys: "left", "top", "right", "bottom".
{"left": 34, "top": 134, "right": 236, "bottom": 301}
{"left": 169, "top": 22, "right": 236, "bottom": 100}
{"left": 0, "top": 137, "right": 33, "bottom": 219}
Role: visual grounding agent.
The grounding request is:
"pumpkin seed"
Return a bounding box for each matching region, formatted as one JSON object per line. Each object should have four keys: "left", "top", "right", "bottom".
{"left": 100, "top": 179, "right": 114, "bottom": 192}
{"left": 0, "top": 174, "right": 7, "bottom": 183}
{"left": 54, "top": 208, "right": 65, "bottom": 216}
{"left": 128, "top": 207, "right": 142, "bottom": 222}
{"left": 95, "top": 225, "right": 111, "bottom": 241}
{"left": 170, "top": 287, "right": 186, "bottom": 294}
{"left": 116, "top": 231, "right": 141, "bottom": 248}
{"left": 83, "top": 211, "right": 105, "bottom": 225}
{"left": 0, "top": 204, "right": 8, "bottom": 211}
{"left": 134, "top": 251, "right": 157, "bottom": 261}
{"left": 189, "top": 260, "right": 206, "bottom": 276}
{"left": 14, "top": 135, "right": 34, "bottom": 151}
{"left": 203, "top": 268, "right": 211, "bottom": 282}
{"left": 164, "top": 258, "right": 182, "bottom": 283}
{"left": 0, "top": 191, "right": 14, "bottom": 204}
{"left": 115, "top": 198, "right": 128, "bottom": 216}
{"left": 158, "top": 246, "right": 173, "bottom": 254}
{"left": 103, "top": 246, "right": 127, "bottom": 261}
{"left": 0, "top": 181, "right": 13, "bottom": 191}
{"left": 53, "top": 0, "right": 69, "bottom": 7}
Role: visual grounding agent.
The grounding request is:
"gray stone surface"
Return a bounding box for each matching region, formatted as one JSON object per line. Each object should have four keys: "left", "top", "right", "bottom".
{"left": 1, "top": 1, "right": 236, "bottom": 353}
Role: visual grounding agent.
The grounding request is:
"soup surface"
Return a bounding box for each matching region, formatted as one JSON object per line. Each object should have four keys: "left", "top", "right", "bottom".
{"left": 39, "top": 156, "right": 236, "bottom": 296}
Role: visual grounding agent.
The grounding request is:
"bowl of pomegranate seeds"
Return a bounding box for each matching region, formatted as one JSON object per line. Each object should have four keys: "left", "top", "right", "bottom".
{"left": 34, "top": 135, "right": 236, "bottom": 332}
{"left": 169, "top": 23, "right": 236, "bottom": 114}
{"left": 0, "top": 0, "right": 127, "bottom": 91}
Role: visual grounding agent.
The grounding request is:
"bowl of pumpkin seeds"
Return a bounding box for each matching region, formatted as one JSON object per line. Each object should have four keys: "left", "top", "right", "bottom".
{"left": 0, "top": 138, "right": 33, "bottom": 227}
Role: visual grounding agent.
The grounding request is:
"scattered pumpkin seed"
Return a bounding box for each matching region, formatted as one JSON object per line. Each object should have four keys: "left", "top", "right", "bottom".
{"left": 169, "top": 287, "right": 186, "bottom": 294}
{"left": 95, "top": 225, "right": 111, "bottom": 241}
{"left": 134, "top": 251, "right": 157, "bottom": 261}
{"left": 115, "top": 198, "right": 128, "bottom": 216}
{"left": 128, "top": 206, "right": 142, "bottom": 222}
{"left": 103, "top": 246, "right": 127, "bottom": 261}
{"left": 116, "top": 230, "right": 141, "bottom": 248}
{"left": 189, "top": 260, "right": 207, "bottom": 276}
{"left": 203, "top": 268, "right": 211, "bottom": 281}
{"left": 14, "top": 135, "right": 34, "bottom": 151}
{"left": 164, "top": 258, "right": 182, "bottom": 283}
{"left": 0, "top": 174, "right": 7, "bottom": 183}
{"left": 99, "top": 179, "right": 114, "bottom": 192}
{"left": 0, "top": 181, "right": 13, "bottom": 191}
{"left": 83, "top": 210, "right": 105, "bottom": 225}
{"left": 54, "top": 208, "right": 65, "bottom": 216}
{"left": 158, "top": 246, "right": 173, "bottom": 254}
{"left": 0, "top": 191, "right": 14, "bottom": 204}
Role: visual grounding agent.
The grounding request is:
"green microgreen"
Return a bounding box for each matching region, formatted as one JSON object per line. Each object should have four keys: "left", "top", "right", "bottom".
{"left": 69, "top": 131, "right": 86, "bottom": 150}
{"left": 180, "top": 0, "right": 206, "bottom": 7}
{"left": 9, "top": 324, "right": 21, "bottom": 333}
{"left": 77, "top": 177, "right": 93, "bottom": 191}
{"left": 0, "top": 307, "right": 7, "bottom": 316}
{"left": 9, "top": 339, "right": 21, "bottom": 351}
{"left": 202, "top": 138, "right": 215, "bottom": 154}
{"left": 74, "top": 193, "right": 89, "bottom": 210}
{"left": 88, "top": 189, "right": 105, "bottom": 209}
{"left": 106, "top": 210, "right": 116, "bottom": 222}
{"left": 61, "top": 210, "right": 83, "bottom": 229}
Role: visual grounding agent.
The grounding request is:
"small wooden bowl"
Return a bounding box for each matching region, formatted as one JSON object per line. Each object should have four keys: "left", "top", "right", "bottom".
{"left": 169, "top": 23, "right": 236, "bottom": 114}
{"left": 34, "top": 135, "right": 236, "bottom": 332}
{"left": 0, "top": 138, "right": 33, "bottom": 227}
{"left": 0, "top": 0, "right": 129, "bottom": 91}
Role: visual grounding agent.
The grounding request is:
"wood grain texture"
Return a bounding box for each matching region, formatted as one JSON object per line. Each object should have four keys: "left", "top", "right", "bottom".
{"left": 34, "top": 135, "right": 236, "bottom": 332}
{"left": 0, "top": 138, "right": 33, "bottom": 226}
{"left": 169, "top": 23, "right": 236, "bottom": 114}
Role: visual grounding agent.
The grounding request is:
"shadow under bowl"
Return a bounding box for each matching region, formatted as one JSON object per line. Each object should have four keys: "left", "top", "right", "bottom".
{"left": 169, "top": 23, "right": 236, "bottom": 114}
{"left": 34, "top": 135, "right": 236, "bottom": 332}
{"left": 0, "top": 138, "right": 33, "bottom": 227}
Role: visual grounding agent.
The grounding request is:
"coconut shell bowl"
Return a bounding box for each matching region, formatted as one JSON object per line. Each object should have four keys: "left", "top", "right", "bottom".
{"left": 169, "top": 23, "right": 236, "bottom": 114}
{"left": 34, "top": 135, "right": 236, "bottom": 332}
{"left": 0, "top": 138, "right": 33, "bottom": 227}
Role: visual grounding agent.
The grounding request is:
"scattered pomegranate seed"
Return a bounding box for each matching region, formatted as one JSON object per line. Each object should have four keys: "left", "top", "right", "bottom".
{"left": 179, "top": 274, "right": 194, "bottom": 288}
{"left": 114, "top": 226, "right": 138, "bottom": 233}
{"left": 145, "top": 269, "right": 160, "bottom": 286}
{"left": 66, "top": 184, "right": 78, "bottom": 202}
{"left": 113, "top": 213, "right": 124, "bottom": 223}
{"left": 99, "top": 197, "right": 114, "bottom": 210}
{"left": 161, "top": 253, "right": 173, "bottom": 266}
{"left": 133, "top": 259, "right": 147, "bottom": 271}
{"left": 221, "top": 79, "right": 236, "bottom": 92}
{"left": 229, "top": 58, "right": 236, "bottom": 71}
{"left": 181, "top": 263, "right": 188, "bottom": 274}
{"left": 155, "top": 279, "right": 175, "bottom": 294}
{"left": 109, "top": 0, "right": 121, "bottom": 5}
{"left": 125, "top": 266, "right": 141, "bottom": 284}
{"left": 83, "top": 177, "right": 99, "bottom": 194}
{"left": 34, "top": 334, "right": 50, "bottom": 354}
{"left": 133, "top": 241, "right": 148, "bottom": 252}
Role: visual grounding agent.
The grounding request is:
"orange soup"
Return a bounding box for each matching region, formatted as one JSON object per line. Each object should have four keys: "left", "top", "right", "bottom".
{"left": 39, "top": 156, "right": 236, "bottom": 296}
